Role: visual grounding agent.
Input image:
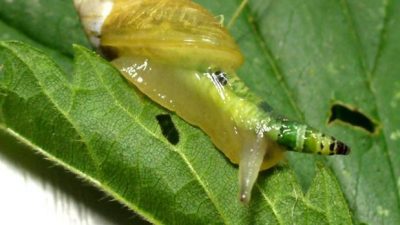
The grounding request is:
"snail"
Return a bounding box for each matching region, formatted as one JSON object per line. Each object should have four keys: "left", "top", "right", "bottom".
{"left": 74, "top": 0, "right": 350, "bottom": 203}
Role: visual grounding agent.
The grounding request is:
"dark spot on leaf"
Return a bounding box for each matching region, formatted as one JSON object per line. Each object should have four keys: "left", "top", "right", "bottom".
{"left": 156, "top": 114, "right": 179, "bottom": 145}
{"left": 329, "top": 104, "right": 377, "bottom": 133}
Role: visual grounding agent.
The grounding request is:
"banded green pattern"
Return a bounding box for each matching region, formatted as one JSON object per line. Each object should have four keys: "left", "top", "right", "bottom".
{"left": 226, "top": 73, "right": 351, "bottom": 156}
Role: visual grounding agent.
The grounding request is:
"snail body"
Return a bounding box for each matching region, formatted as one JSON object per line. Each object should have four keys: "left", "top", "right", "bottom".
{"left": 75, "top": 0, "right": 350, "bottom": 203}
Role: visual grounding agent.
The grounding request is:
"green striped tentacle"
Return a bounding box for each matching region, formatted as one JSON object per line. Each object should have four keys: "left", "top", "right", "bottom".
{"left": 274, "top": 120, "right": 350, "bottom": 155}
{"left": 229, "top": 77, "right": 350, "bottom": 156}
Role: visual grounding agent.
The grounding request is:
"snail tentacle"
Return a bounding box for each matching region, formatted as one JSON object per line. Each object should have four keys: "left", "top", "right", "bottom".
{"left": 238, "top": 132, "right": 267, "bottom": 203}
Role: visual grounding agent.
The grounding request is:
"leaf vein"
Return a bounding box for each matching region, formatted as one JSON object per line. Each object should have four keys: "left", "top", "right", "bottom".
{"left": 241, "top": 1, "right": 304, "bottom": 120}
{"left": 80, "top": 50, "right": 230, "bottom": 224}
{"left": 341, "top": 0, "right": 400, "bottom": 211}
{"left": 256, "top": 184, "right": 284, "bottom": 225}
{"left": 1, "top": 43, "right": 103, "bottom": 176}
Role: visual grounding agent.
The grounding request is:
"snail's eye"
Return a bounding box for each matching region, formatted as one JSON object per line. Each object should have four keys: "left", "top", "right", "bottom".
{"left": 213, "top": 70, "right": 228, "bottom": 86}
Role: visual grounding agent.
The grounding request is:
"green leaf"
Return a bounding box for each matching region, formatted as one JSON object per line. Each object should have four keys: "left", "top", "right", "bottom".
{"left": 230, "top": 1, "right": 400, "bottom": 224}
{"left": 1, "top": 0, "right": 399, "bottom": 224}
{"left": 0, "top": 41, "right": 351, "bottom": 224}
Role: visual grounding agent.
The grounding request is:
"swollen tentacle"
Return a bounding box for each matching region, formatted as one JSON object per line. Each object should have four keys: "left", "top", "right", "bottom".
{"left": 275, "top": 120, "right": 351, "bottom": 155}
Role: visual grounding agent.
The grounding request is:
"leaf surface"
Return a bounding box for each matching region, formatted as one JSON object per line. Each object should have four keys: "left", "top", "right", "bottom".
{"left": 1, "top": 0, "right": 398, "bottom": 224}
{"left": 0, "top": 41, "right": 351, "bottom": 224}
{"left": 230, "top": 1, "right": 400, "bottom": 224}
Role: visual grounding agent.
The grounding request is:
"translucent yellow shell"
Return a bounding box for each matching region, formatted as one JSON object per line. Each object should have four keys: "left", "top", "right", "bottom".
{"left": 101, "top": 0, "right": 244, "bottom": 69}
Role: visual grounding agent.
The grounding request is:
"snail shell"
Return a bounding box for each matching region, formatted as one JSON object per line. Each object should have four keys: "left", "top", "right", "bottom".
{"left": 74, "top": 0, "right": 114, "bottom": 47}
{"left": 75, "top": 0, "right": 350, "bottom": 203}
{"left": 76, "top": 0, "right": 243, "bottom": 69}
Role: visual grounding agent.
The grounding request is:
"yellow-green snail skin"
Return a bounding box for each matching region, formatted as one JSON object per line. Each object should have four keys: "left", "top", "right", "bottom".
{"left": 74, "top": 0, "right": 350, "bottom": 203}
